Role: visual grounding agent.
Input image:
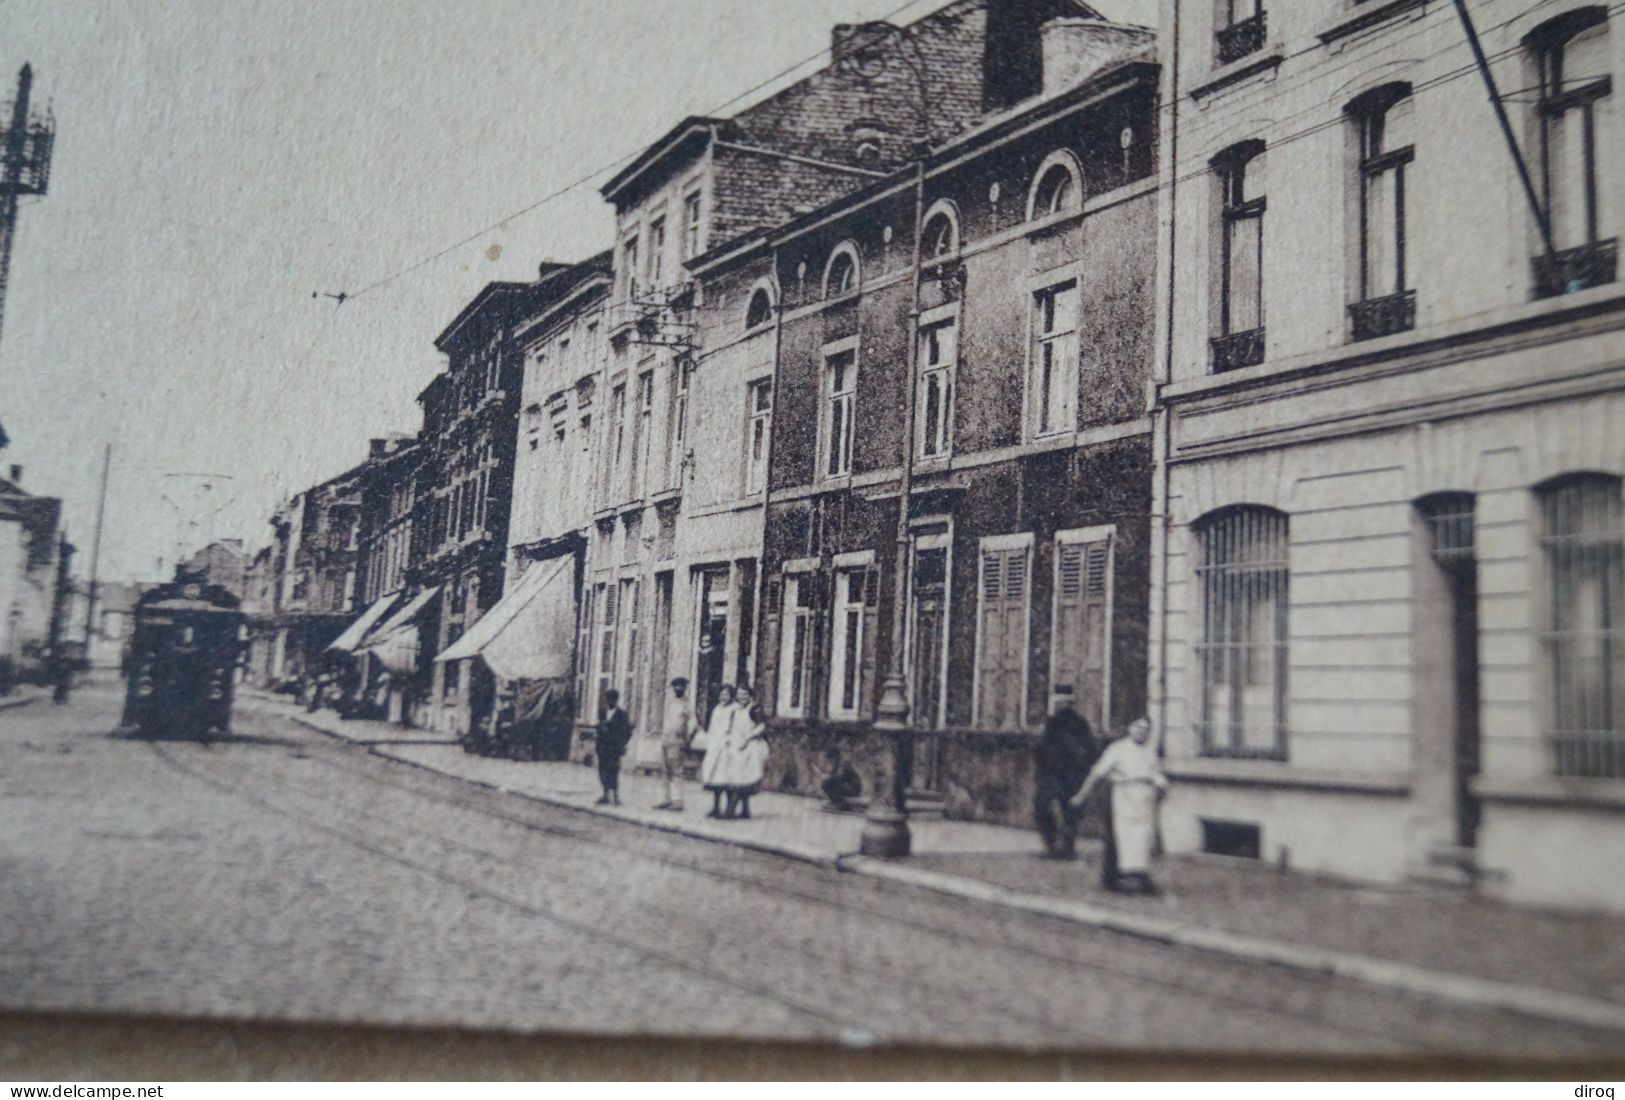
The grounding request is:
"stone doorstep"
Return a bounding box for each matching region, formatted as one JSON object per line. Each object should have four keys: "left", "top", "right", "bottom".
{"left": 261, "top": 698, "right": 1625, "bottom": 1035}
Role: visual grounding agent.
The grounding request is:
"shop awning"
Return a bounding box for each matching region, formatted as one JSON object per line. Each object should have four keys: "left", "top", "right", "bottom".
{"left": 433, "top": 556, "right": 575, "bottom": 681}
{"left": 361, "top": 586, "right": 440, "bottom": 675}
{"left": 325, "top": 592, "right": 401, "bottom": 654}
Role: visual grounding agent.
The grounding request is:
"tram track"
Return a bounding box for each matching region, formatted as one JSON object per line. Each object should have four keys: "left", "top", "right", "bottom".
{"left": 140, "top": 711, "right": 1605, "bottom": 1055}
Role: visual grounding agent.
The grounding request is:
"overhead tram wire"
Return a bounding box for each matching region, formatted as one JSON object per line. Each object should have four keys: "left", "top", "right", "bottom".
{"left": 333, "top": 0, "right": 941, "bottom": 307}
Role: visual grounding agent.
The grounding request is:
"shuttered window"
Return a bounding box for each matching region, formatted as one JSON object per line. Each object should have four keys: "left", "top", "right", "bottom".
{"left": 828, "top": 567, "right": 873, "bottom": 721}
{"left": 1541, "top": 474, "right": 1624, "bottom": 778}
{"left": 574, "top": 585, "right": 594, "bottom": 721}
{"left": 595, "top": 581, "right": 618, "bottom": 717}
{"left": 779, "top": 574, "right": 817, "bottom": 719}
{"left": 1194, "top": 507, "right": 1289, "bottom": 759}
{"left": 620, "top": 577, "right": 642, "bottom": 728}
{"left": 976, "top": 542, "right": 1030, "bottom": 730}
{"left": 1052, "top": 533, "right": 1113, "bottom": 732}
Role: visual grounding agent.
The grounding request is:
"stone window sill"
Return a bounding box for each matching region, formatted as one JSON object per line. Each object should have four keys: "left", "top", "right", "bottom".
{"left": 1473, "top": 775, "right": 1625, "bottom": 812}
{"left": 1166, "top": 757, "right": 1412, "bottom": 795}
{"left": 1318, "top": 0, "right": 1428, "bottom": 49}
{"left": 1189, "top": 48, "right": 1285, "bottom": 102}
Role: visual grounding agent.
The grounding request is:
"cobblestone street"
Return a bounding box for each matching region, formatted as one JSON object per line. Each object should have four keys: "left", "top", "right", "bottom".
{"left": 3, "top": 680, "right": 1621, "bottom": 1059}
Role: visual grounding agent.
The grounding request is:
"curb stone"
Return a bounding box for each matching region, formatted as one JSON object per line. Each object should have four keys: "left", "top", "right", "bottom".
{"left": 277, "top": 705, "right": 1625, "bottom": 1034}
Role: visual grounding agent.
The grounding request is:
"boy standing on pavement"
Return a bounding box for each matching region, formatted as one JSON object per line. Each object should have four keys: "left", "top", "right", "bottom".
{"left": 655, "top": 677, "right": 695, "bottom": 812}
{"left": 595, "top": 689, "right": 633, "bottom": 806}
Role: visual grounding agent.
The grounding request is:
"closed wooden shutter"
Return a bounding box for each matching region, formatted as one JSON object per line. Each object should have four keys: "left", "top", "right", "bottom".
{"left": 977, "top": 546, "right": 1029, "bottom": 730}
{"left": 759, "top": 576, "right": 782, "bottom": 714}
{"left": 1054, "top": 537, "right": 1111, "bottom": 730}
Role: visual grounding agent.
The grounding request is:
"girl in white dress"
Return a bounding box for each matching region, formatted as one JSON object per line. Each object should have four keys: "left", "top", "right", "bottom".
{"left": 1071, "top": 717, "right": 1168, "bottom": 894}
{"left": 722, "top": 699, "right": 768, "bottom": 820}
{"left": 697, "top": 683, "right": 736, "bottom": 818}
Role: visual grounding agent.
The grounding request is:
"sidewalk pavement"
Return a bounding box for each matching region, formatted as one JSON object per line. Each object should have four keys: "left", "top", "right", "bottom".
{"left": 0, "top": 685, "right": 47, "bottom": 712}
{"left": 245, "top": 692, "right": 1625, "bottom": 1032}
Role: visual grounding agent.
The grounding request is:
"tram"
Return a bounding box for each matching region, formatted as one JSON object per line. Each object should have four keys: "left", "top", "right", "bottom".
{"left": 120, "top": 575, "right": 244, "bottom": 740}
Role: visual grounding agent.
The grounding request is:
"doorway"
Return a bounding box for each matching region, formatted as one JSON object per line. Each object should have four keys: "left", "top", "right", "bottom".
{"left": 1414, "top": 493, "right": 1481, "bottom": 850}
{"left": 908, "top": 521, "right": 951, "bottom": 793}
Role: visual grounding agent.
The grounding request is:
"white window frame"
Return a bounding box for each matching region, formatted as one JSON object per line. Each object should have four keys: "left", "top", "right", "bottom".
{"left": 917, "top": 303, "right": 958, "bottom": 461}
{"left": 823, "top": 241, "right": 862, "bottom": 300}
{"left": 1028, "top": 275, "right": 1081, "bottom": 439}
{"left": 821, "top": 337, "right": 859, "bottom": 480}
{"left": 778, "top": 563, "right": 820, "bottom": 720}
{"left": 1026, "top": 149, "right": 1085, "bottom": 222}
{"left": 921, "top": 199, "right": 961, "bottom": 260}
{"left": 905, "top": 517, "right": 954, "bottom": 730}
{"left": 972, "top": 532, "right": 1033, "bottom": 731}
{"left": 647, "top": 214, "right": 666, "bottom": 289}
{"left": 745, "top": 376, "right": 772, "bottom": 495}
{"left": 827, "top": 550, "right": 876, "bottom": 721}
{"left": 682, "top": 182, "right": 704, "bottom": 260}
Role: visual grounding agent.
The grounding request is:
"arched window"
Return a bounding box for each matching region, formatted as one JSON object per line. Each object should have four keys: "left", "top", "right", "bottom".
{"left": 1538, "top": 473, "right": 1624, "bottom": 776}
{"left": 745, "top": 286, "right": 774, "bottom": 329}
{"left": 922, "top": 203, "right": 959, "bottom": 259}
{"left": 824, "top": 244, "right": 860, "bottom": 299}
{"left": 1347, "top": 84, "right": 1415, "bottom": 339}
{"left": 1028, "top": 151, "right": 1083, "bottom": 220}
{"left": 1193, "top": 505, "right": 1289, "bottom": 759}
{"left": 1526, "top": 7, "right": 1613, "bottom": 295}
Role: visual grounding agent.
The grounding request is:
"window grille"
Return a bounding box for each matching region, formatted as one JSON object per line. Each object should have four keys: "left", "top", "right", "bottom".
{"left": 1195, "top": 507, "right": 1289, "bottom": 759}
{"left": 1540, "top": 474, "right": 1624, "bottom": 778}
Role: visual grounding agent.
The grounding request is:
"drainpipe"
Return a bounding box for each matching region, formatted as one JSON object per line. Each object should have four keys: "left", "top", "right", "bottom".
{"left": 1155, "top": 0, "right": 1181, "bottom": 756}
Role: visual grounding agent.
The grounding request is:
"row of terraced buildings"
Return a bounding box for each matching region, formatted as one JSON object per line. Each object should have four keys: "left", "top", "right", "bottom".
{"left": 245, "top": 0, "right": 1625, "bottom": 913}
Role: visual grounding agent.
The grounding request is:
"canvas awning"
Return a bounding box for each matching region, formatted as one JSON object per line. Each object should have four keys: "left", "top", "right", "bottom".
{"left": 360, "top": 585, "right": 440, "bottom": 674}
{"left": 325, "top": 592, "right": 401, "bottom": 654}
{"left": 433, "top": 556, "right": 575, "bottom": 681}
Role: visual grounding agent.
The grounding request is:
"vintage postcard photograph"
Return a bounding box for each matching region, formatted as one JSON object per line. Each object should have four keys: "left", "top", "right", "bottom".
{"left": 3, "top": 0, "right": 1625, "bottom": 1074}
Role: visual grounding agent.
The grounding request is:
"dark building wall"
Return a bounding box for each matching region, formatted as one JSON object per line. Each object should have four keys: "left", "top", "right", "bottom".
{"left": 751, "top": 66, "right": 1159, "bottom": 827}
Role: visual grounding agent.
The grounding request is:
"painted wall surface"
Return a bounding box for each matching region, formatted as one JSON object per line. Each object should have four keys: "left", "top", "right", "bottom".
{"left": 1152, "top": 0, "right": 1625, "bottom": 907}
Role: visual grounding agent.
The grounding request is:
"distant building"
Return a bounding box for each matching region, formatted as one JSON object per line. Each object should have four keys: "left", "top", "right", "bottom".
{"left": 0, "top": 464, "right": 69, "bottom": 684}
{"left": 181, "top": 539, "right": 246, "bottom": 599}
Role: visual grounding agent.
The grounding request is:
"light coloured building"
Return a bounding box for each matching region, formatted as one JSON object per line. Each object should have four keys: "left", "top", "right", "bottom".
{"left": 1150, "top": 0, "right": 1625, "bottom": 909}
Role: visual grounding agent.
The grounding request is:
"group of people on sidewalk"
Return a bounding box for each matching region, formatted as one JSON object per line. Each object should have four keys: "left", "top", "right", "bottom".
{"left": 1033, "top": 684, "right": 1168, "bottom": 896}
{"left": 594, "top": 672, "right": 1168, "bottom": 895}
{"left": 593, "top": 677, "right": 768, "bottom": 820}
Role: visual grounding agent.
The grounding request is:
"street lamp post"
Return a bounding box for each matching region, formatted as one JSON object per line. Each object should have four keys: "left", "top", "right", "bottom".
{"left": 836, "top": 22, "right": 939, "bottom": 859}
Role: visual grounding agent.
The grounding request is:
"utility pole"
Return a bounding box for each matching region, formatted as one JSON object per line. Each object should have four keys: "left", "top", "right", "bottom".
{"left": 83, "top": 443, "right": 111, "bottom": 649}
{"left": 0, "top": 64, "right": 55, "bottom": 375}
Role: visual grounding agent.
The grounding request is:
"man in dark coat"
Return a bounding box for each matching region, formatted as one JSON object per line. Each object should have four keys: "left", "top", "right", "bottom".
{"left": 595, "top": 688, "right": 633, "bottom": 806}
{"left": 1032, "top": 684, "right": 1099, "bottom": 859}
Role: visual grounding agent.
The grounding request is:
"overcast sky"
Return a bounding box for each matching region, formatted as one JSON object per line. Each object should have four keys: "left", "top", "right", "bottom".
{"left": 0, "top": 0, "right": 1156, "bottom": 583}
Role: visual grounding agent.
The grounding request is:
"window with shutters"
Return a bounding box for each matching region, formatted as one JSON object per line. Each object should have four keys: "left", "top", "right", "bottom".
{"left": 595, "top": 581, "right": 618, "bottom": 717}
{"left": 779, "top": 573, "right": 817, "bottom": 719}
{"left": 620, "top": 577, "right": 642, "bottom": 727}
{"left": 1051, "top": 530, "right": 1114, "bottom": 732}
{"left": 1539, "top": 473, "right": 1624, "bottom": 777}
{"left": 1031, "top": 282, "right": 1078, "bottom": 438}
{"left": 975, "top": 539, "right": 1032, "bottom": 730}
{"left": 918, "top": 318, "right": 956, "bottom": 460}
{"left": 828, "top": 567, "right": 870, "bottom": 720}
{"left": 1194, "top": 507, "right": 1289, "bottom": 759}
{"left": 575, "top": 585, "right": 595, "bottom": 721}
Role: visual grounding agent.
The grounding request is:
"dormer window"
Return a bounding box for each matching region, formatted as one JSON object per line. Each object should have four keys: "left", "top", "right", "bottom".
{"left": 824, "top": 244, "right": 860, "bottom": 299}
{"left": 922, "top": 204, "right": 959, "bottom": 259}
{"left": 745, "top": 286, "right": 775, "bottom": 330}
{"left": 1027, "top": 152, "right": 1084, "bottom": 221}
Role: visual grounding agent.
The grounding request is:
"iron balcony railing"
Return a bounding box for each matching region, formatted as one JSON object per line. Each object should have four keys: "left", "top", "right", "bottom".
{"left": 1348, "top": 288, "right": 1416, "bottom": 342}
{"left": 1533, "top": 238, "right": 1617, "bottom": 299}
{"left": 1216, "top": 11, "right": 1267, "bottom": 65}
{"left": 1210, "top": 326, "right": 1265, "bottom": 373}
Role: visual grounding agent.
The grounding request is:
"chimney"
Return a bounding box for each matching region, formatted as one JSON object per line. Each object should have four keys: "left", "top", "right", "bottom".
{"left": 8, "top": 464, "right": 20, "bottom": 483}
{"left": 1039, "top": 20, "right": 1155, "bottom": 98}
